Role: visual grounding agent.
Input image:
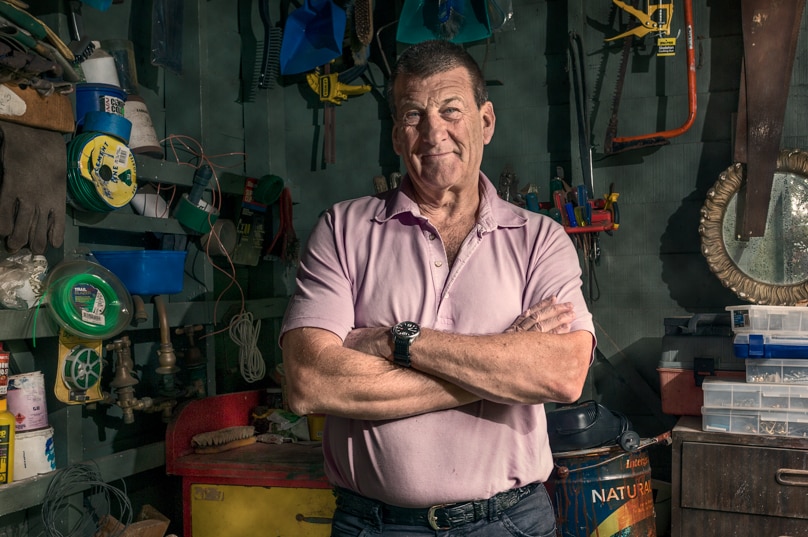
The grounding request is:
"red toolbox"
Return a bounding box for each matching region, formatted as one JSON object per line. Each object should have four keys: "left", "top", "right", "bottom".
{"left": 658, "top": 314, "right": 745, "bottom": 416}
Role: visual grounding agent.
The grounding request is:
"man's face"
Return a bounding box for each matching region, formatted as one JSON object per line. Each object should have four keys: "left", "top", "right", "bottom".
{"left": 391, "top": 67, "right": 495, "bottom": 196}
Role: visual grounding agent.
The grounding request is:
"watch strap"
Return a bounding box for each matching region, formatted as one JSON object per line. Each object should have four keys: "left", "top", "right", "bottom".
{"left": 392, "top": 338, "right": 412, "bottom": 368}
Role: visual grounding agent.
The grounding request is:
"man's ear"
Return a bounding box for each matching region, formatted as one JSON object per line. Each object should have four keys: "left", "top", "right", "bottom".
{"left": 481, "top": 102, "right": 496, "bottom": 145}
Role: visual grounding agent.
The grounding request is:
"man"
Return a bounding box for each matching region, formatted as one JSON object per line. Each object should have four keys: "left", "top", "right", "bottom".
{"left": 281, "top": 39, "right": 595, "bottom": 537}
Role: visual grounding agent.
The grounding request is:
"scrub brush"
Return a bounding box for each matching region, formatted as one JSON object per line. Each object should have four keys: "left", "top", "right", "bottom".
{"left": 347, "top": 0, "right": 373, "bottom": 65}
{"left": 436, "top": 0, "right": 464, "bottom": 41}
{"left": 352, "top": 0, "right": 373, "bottom": 46}
{"left": 257, "top": 0, "right": 282, "bottom": 89}
{"left": 191, "top": 425, "right": 257, "bottom": 454}
{"left": 67, "top": 0, "right": 96, "bottom": 64}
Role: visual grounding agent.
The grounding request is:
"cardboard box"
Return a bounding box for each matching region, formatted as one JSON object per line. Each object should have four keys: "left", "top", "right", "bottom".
{"left": 0, "top": 84, "right": 74, "bottom": 133}
{"left": 94, "top": 505, "right": 170, "bottom": 537}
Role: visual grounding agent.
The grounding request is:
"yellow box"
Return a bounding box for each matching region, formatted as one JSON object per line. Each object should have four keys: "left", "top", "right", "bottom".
{"left": 307, "top": 414, "right": 326, "bottom": 441}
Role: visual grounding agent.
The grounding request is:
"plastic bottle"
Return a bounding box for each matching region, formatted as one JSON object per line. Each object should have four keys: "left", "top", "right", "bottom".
{"left": 0, "top": 348, "right": 13, "bottom": 484}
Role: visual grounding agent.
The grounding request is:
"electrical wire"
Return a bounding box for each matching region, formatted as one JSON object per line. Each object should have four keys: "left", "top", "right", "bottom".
{"left": 41, "top": 462, "right": 133, "bottom": 537}
{"left": 161, "top": 134, "right": 250, "bottom": 341}
{"left": 229, "top": 311, "right": 265, "bottom": 383}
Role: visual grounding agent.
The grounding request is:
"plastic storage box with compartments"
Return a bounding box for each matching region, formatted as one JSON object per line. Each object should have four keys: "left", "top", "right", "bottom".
{"left": 702, "top": 378, "right": 808, "bottom": 411}
{"left": 726, "top": 304, "right": 808, "bottom": 335}
{"left": 701, "top": 406, "right": 808, "bottom": 438}
{"left": 746, "top": 358, "right": 808, "bottom": 384}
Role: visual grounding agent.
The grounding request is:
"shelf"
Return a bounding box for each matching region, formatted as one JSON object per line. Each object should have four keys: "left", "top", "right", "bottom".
{"left": 135, "top": 156, "right": 247, "bottom": 196}
{"left": 0, "top": 298, "right": 288, "bottom": 341}
{"left": 0, "top": 441, "right": 166, "bottom": 516}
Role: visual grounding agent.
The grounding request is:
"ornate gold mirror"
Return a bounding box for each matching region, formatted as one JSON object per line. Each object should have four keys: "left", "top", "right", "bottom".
{"left": 700, "top": 149, "right": 808, "bottom": 305}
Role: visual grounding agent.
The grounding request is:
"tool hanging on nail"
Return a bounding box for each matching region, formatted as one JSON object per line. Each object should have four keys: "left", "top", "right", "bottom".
{"left": 568, "top": 31, "right": 594, "bottom": 200}
{"left": 305, "top": 63, "right": 372, "bottom": 105}
{"left": 604, "top": 0, "right": 672, "bottom": 42}
{"left": 258, "top": 0, "right": 283, "bottom": 89}
{"left": 306, "top": 60, "right": 371, "bottom": 164}
{"left": 603, "top": 0, "right": 697, "bottom": 155}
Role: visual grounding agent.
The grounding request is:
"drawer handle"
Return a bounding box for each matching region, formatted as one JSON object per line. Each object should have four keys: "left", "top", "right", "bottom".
{"left": 776, "top": 468, "right": 808, "bottom": 487}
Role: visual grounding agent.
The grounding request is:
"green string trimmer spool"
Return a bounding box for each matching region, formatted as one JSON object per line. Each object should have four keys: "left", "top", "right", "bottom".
{"left": 44, "top": 259, "right": 133, "bottom": 339}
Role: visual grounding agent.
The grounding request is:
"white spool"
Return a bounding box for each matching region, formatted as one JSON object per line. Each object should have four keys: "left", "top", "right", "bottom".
{"left": 124, "top": 95, "right": 162, "bottom": 157}
{"left": 14, "top": 426, "right": 56, "bottom": 480}
{"left": 82, "top": 45, "right": 122, "bottom": 86}
{"left": 7, "top": 372, "right": 48, "bottom": 431}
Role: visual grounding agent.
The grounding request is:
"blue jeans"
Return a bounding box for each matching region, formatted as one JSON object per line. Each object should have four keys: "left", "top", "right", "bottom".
{"left": 330, "top": 485, "right": 557, "bottom": 537}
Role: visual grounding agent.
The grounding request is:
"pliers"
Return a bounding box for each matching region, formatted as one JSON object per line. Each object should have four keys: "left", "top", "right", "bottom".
{"left": 605, "top": 0, "right": 674, "bottom": 42}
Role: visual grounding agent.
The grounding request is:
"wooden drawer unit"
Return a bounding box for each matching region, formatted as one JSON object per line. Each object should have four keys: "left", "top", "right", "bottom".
{"left": 672, "top": 416, "right": 808, "bottom": 537}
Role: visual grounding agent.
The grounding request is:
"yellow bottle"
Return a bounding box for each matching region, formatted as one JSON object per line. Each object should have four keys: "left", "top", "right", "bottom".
{"left": 0, "top": 347, "right": 13, "bottom": 485}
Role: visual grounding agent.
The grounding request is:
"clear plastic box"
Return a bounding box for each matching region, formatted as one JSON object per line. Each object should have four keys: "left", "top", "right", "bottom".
{"left": 733, "top": 333, "right": 808, "bottom": 358}
{"left": 702, "top": 378, "right": 808, "bottom": 410}
{"left": 726, "top": 305, "right": 808, "bottom": 335}
{"left": 702, "top": 407, "right": 808, "bottom": 438}
{"left": 746, "top": 358, "right": 808, "bottom": 384}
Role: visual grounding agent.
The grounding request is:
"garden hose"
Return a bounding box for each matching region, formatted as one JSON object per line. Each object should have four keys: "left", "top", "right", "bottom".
{"left": 66, "top": 132, "right": 137, "bottom": 212}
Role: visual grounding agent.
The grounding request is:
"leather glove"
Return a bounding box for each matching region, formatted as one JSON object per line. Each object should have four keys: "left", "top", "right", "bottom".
{"left": 0, "top": 120, "right": 67, "bottom": 254}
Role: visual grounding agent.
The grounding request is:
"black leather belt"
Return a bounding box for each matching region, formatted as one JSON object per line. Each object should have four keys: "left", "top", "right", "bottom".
{"left": 334, "top": 483, "right": 540, "bottom": 531}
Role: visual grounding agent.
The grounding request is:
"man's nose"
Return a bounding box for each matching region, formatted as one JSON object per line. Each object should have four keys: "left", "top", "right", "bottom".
{"left": 418, "top": 110, "right": 446, "bottom": 141}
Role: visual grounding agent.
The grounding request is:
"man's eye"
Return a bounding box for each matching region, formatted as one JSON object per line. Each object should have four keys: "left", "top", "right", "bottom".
{"left": 402, "top": 111, "right": 422, "bottom": 125}
{"left": 441, "top": 108, "right": 462, "bottom": 120}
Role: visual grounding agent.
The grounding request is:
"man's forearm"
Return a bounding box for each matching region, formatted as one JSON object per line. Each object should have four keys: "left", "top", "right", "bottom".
{"left": 406, "top": 328, "right": 593, "bottom": 405}
{"left": 283, "top": 327, "right": 479, "bottom": 420}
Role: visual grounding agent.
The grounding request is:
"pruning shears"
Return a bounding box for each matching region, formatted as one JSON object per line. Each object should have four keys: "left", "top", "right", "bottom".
{"left": 605, "top": 0, "right": 674, "bottom": 42}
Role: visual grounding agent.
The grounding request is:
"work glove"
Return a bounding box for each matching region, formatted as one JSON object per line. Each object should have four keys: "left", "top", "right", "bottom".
{"left": 0, "top": 120, "right": 67, "bottom": 254}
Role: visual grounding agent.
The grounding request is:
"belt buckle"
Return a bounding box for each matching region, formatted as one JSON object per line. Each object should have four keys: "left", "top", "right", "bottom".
{"left": 427, "top": 504, "right": 451, "bottom": 531}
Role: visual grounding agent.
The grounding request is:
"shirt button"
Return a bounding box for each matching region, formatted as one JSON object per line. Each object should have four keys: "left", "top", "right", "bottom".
{"left": 434, "top": 261, "right": 443, "bottom": 267}
{"left": 428, "top": 233, "right": 436, "bottom": 240}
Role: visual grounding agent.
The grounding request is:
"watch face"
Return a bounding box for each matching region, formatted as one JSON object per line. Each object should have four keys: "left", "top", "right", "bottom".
{"left": 393, "top": 321, "right": 420, "bottom": 338}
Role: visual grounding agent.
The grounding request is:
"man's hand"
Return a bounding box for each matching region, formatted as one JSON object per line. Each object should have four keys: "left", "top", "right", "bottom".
{"left": 506, "top": 296, "right": 574, "bottom": 334}
{"left": 343, "top": 326, "right": 391, "bottom": 358}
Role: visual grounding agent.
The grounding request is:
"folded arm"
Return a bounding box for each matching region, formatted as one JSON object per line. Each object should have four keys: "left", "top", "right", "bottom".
{"left": 282, "top": 297, "right": 592, "bottom": 420}
{"left": 281, "top": 326, "right": 477, "bottom": 419}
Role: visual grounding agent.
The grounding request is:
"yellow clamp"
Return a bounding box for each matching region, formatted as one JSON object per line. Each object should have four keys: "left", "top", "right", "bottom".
{"left": 605, "top": 0, "right": 673, "bottom": 42}
{"left": 306, "top": 69, "right": 371, "bottom": 105}
{"left": 604, "top": 191, "right": 620, "bottom": 230}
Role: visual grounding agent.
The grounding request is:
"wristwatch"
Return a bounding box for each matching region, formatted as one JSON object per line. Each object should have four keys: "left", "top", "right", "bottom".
{"left": 390, "top": 321, "right": 420, "bottom": 368}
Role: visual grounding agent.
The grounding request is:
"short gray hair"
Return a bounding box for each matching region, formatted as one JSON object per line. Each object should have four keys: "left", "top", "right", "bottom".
{"left": 387, "top": 40, "right": 488, "bottom": 119}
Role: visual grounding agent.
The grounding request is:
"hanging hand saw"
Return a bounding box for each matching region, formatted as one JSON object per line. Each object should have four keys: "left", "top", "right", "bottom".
{"left": 603, "top": 0, "right": 697, "bottom": 155}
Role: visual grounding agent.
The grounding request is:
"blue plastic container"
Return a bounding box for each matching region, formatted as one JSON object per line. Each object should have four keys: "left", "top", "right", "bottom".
{"left": 75, "top": 83, "right": 126, "bottom": 128}
{"left": 92, "top": 250, "right": 187, "bottom": 295}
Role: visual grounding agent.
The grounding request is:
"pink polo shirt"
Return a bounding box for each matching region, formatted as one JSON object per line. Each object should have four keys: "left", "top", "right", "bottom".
{"left": 281, "top": 173, "right": 594, "bottom": 508}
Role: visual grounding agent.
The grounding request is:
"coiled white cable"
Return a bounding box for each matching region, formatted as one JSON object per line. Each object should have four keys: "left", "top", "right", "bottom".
{"left": 229, "top": 311, "right": 265, "bottom": 383}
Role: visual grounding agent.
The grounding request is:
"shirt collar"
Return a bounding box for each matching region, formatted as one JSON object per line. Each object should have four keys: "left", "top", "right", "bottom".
{"left": 374, "top": 172, "right": 528, "bottom": 232}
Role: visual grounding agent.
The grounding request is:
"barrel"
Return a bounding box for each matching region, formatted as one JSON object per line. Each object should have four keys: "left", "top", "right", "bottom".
{"left": 547, "top": 445, "right": 657, "bottom": 537}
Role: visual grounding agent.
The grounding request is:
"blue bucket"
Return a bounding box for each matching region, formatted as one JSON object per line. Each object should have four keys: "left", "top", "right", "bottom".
{"left": 75, "top": 83, "right": 126, "bottom": 128}
{"left": 548, "top": 445, "right": 657, "bottom": 537}
{"left": 92, "top": 250, "right": 187, "bottom": 296}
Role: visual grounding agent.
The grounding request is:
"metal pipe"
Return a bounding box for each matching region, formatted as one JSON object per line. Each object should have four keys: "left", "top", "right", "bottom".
{"left": 153, "top": 295, "right": 179, "bottom": 374}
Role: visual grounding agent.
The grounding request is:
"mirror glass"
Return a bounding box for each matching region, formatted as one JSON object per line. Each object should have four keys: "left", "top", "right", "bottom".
{"left": 700, "top": 149, "right": 808, "bottom": 305}
{"left": 723, "top": 170, "right": 808, "bottom": 285}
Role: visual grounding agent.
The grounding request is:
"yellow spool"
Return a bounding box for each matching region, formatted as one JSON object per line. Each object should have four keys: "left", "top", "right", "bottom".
{"left": 74, "top": 134, "right": 137, "bottom": 208}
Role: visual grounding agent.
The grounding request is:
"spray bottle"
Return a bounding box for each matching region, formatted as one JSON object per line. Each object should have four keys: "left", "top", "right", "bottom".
{"left": 0, "top": 344, "right": 14, "bottom": 484}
